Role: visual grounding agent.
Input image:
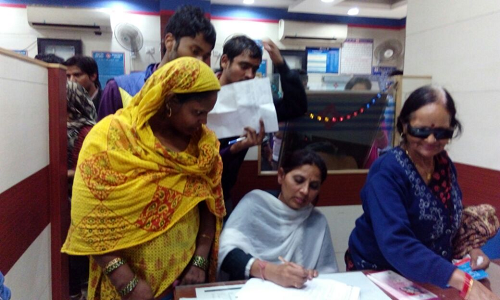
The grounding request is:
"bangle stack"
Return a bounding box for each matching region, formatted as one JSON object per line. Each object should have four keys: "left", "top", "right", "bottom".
{"left": 459, "top": 273, "right": 474, "bottom": 299}
{"left": 119, "top": 275, "right": 139, "bottom": 297}
{"left": 104, "top": 257, "right": 126, "bottom": 275}
{"left": 191, "top": 255, "right": 209, "bottom": 271}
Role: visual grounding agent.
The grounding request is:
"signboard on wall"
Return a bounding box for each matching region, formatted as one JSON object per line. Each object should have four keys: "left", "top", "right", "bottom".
{"left": 340, "top": 38, "right": 373, "bottom": 75}
{"left": 92, "top": 51, "right": 125, "bottom": 88}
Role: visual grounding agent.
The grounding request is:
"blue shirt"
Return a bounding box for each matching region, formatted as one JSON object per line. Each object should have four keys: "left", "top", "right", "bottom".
{"left": 348, "top": 147, "right": 462, "bottom": 288}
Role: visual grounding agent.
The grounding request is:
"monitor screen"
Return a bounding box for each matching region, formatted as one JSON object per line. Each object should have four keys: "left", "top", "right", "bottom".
{"left": 306, "top": 47, "right": 340, "bottom": 74}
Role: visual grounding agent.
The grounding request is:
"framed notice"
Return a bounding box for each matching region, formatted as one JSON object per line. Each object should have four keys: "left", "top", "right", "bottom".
{"left": 340, "top": 38, "right": 373, "bottom": 75}
{"left": 92, "top": 51, "right": 125, "bottom": 88}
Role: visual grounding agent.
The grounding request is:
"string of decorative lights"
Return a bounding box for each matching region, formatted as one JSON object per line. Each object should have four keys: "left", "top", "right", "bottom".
{"left": 308, "top": 93, "right": 382, "bottom": 124}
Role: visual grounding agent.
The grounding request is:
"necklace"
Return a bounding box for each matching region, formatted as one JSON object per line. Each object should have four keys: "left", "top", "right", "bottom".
{"left": 405, "top": 150, "right": 434, "bottom": 181}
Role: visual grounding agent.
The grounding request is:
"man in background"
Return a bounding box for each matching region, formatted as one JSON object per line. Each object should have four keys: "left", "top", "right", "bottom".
{"left": 64, "top": 55, "right": 102, "bottom": 110}
{"left": 97, "top": 5, "right": 216, "bottom": 120}
{"left": 216, "top": 36, "right": 308, "bottom": 215}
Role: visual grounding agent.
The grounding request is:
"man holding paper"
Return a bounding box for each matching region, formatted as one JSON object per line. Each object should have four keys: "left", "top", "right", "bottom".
{"left": 213, "top": 36, "right": 308, "bottom": 214}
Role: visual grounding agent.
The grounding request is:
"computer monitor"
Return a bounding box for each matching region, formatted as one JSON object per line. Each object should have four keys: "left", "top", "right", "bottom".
{"left": 306, "top": 47, "right": 340, "bottom": 74}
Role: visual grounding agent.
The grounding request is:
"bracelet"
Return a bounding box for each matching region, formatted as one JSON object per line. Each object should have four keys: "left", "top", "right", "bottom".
{"left": 118, "top": 274, "right": 139, "bottom": 297}
{"left": 191, "top": 255, "right": 208, "bottom": 271}
{"left": 459, "top": 273, "right": 473, "bottom": 299}
{"left": 104, "top": 257, "right": 126, "bottom": 275}
{"left": 258, "top": 260, "right": 267, "bottom": 280}
{"left": 465, "top": 279, "right": 474, "bottom": 300}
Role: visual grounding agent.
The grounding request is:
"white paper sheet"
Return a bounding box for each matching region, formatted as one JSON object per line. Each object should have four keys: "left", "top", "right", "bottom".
{"left": 195, "top": 284, "right": 244, "bottom": 300}
{"left": 207, "top": 78, "right": 279, "bottom": 139}
{"left": 319, "top": 272, "right": 391, "bottom": 300}
{"left": 236, "top": 278, "right": 358, "bottom": 300}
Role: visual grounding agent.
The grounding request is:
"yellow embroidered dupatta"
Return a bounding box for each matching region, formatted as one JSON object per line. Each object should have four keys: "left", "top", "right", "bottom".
{"left": 62, "top": 57, "right": 225, "bottom": 297}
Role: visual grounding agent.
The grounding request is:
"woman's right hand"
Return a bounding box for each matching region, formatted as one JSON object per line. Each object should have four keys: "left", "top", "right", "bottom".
{"left": 266, "top": 261, "right": 312, "bottom": 288}
{"left": 466, "top": 280, "right": 500, "bottom": 300}
{"left": 122, "top": 278, "right": 154, "bottom": 300}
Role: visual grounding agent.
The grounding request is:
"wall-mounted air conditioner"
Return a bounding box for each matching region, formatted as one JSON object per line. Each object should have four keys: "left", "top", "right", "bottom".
{"left": 278, "top": 19, "right": 347, "bottom": 46}
{"left": 27, "top": 6, "right": 111, "bottom": 33}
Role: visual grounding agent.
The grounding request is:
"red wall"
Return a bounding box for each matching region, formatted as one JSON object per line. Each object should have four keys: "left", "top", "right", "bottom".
{"left": 231, "top": 161, "right": 500, "bottom": 219}
{"left": 455, "top": 163, "right": 500, "bottom": 219}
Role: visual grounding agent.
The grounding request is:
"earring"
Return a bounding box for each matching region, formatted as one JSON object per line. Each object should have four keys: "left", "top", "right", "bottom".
{"left": 166, "top": 104, "right": 172, "bottom": 118}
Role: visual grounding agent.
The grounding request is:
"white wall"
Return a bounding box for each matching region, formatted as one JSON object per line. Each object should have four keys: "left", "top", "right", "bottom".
{"left": 0, "top": 6, "right": 161, "bottom": 73}
{"left": 0, "top": 52, "right": 49, "bottom": 193}
{"left": 404, "top": 0, "right": 500, "bottom": 171}
{"left": 4, "top": 226, "right": 52, "bottom": 300}
{"left": 0, "top": 51, "right": 52, "bottom": 299}
{"left": 211, "top": 19, "right": 405, "bottom": 81}
{"left": 318, "top": 206, "right": 363, "bottom": 272}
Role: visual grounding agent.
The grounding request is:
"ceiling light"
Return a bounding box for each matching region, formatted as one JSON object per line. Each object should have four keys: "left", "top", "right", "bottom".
{"left": 321, "top": 0, "right": 335, "bottom": 3}
{"left": 347, "top": 7, "right": 359, "bottom": 15}
{"left": 243, "top": 0, "right": 254, "bottom": 4}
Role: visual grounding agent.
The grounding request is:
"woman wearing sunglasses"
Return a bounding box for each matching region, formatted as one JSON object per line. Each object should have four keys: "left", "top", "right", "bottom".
{"left": 346, "top": 85, "right": 499, "bottom": 300}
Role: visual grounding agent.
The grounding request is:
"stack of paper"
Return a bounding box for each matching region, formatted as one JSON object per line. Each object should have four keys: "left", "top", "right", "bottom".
{"left": 236, "top": 278, "right": 360, "bottom": 300}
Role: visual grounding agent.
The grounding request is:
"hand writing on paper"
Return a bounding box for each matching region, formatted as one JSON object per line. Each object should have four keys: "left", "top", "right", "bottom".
{"left": 279, "top": 256, "right": 318, "bottom": 281}
{"left": 262, "top": 39, "right": 284, "bottom": 66}
{"left": 230, "top": 119, "right": 265, "bottom": 154}
{"left": 263, "top": 257, "right": 317, "bottom": 288}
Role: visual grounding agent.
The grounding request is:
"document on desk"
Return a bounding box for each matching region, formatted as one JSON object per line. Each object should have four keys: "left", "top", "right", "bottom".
{"left": 319, "top": 271, "right": 391, "bottom": 300}
{"left": 194, "top": 283, "right": 244, "bottom": 299}
{"left": 206, "top": 77, "right": 279, "bottom": 139}
{"left": 236, "top": 278, "right": 360, "bottom": 300}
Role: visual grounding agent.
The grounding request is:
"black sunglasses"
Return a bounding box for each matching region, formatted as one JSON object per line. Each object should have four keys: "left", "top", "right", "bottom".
{"left": 407, "top": 125, "right": 454, "bottom": 140}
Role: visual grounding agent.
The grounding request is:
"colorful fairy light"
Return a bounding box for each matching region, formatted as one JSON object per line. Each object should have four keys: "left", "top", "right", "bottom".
{"left": 306, "top": 94, "right": 381, "bottom": 126}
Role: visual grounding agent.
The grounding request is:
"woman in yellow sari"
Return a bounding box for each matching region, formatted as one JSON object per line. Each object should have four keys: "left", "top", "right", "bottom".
{"left": 62, "top": 57, "right": 225, "bottom": 300}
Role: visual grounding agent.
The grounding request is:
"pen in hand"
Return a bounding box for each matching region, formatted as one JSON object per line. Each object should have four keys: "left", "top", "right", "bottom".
{"left": 279, "top": 256, "right": 315, "bottom": 281}
{"left": 228, "top": 137, "right": 246, "bottom": 145}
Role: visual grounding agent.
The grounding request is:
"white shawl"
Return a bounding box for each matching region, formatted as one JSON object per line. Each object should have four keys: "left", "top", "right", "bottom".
{"left": 218, "top": 189, "right": 338, "bottom": 274}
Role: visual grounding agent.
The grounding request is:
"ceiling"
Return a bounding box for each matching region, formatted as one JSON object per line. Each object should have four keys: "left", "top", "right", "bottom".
{"left": 210, "top": 0, "right": 407, "bottom": 19}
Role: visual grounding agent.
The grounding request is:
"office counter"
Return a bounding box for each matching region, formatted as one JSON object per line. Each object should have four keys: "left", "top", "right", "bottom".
{"left": 174, "top": 260, "right": 500, "bottom": 299}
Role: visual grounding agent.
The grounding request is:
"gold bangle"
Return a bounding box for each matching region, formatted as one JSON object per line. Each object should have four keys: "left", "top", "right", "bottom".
{"left": 191, "top": 255, "right": 208, "bottom": 271}
{"left": 118, "top": 274, "right": 139, "bottom": 297}
{"left": 104, "top": 257, "right": 126, "bottom": 275}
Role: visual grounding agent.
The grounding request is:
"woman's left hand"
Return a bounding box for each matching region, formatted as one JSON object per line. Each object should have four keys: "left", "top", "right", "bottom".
{"left": 179, "top": 264, "right": 206, "bottom": 285}
{"left": 469, "top": 248, "right": 490, "bottom": 270}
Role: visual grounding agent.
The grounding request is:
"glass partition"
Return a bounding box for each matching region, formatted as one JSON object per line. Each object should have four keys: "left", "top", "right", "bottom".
{"left": 260, "top": 90, "right": 390, "bottom": 174}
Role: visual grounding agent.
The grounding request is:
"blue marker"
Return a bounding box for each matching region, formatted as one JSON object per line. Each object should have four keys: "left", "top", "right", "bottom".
{"left": 228, "top": 137, "right": 246, "bottom": 145}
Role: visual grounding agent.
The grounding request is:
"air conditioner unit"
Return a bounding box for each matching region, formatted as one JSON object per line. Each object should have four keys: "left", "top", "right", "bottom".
{"left": 278, "top": 19, "right": 347, "bottom": 46}
{"left": 27, "top": 6, "right": 111, "bottom": 33}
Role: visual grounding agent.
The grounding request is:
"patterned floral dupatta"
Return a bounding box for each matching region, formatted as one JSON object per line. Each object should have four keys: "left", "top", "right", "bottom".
{"left": 429, "top": 153, "right": 453, "bottom": 208}
{"left": 62, "top": 57, "right": 225, "bottom": 282}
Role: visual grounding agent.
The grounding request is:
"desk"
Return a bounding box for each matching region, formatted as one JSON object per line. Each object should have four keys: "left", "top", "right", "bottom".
{"left": 174, "top": 260, "right": 500, "bottom": 299}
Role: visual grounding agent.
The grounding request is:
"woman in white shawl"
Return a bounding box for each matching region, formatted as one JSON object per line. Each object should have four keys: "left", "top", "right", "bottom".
{"left": 218, "top": 149, "right": 338, "bottom": 288}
